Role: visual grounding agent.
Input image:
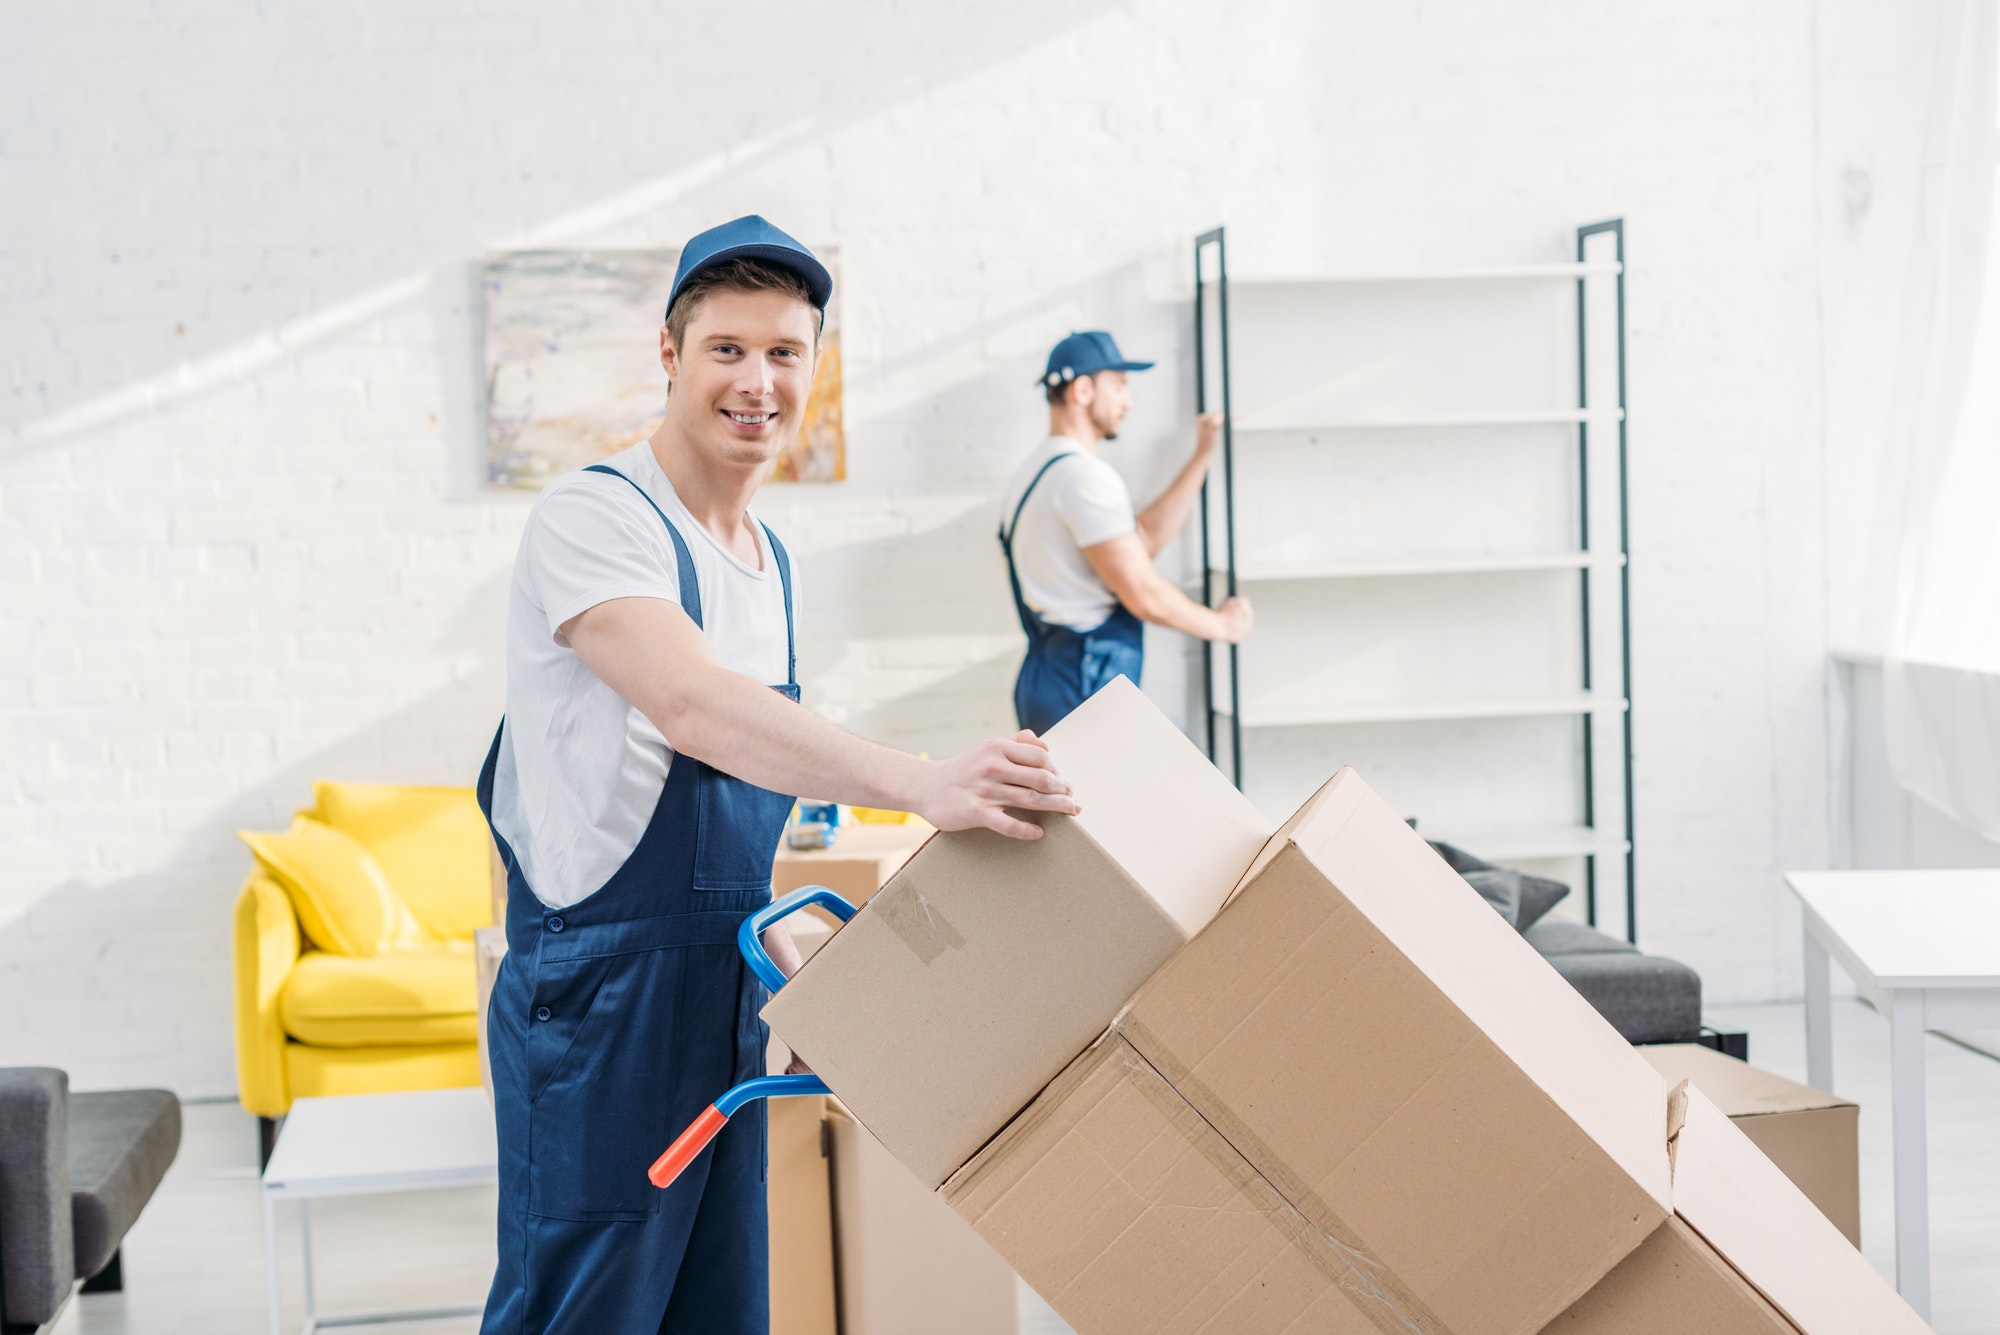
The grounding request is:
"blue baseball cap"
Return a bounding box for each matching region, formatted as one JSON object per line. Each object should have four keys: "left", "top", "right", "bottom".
{"left": 665, "top": 215, "right": 833, "bottom": 323}
{"left": 1040, "top": 331, "right": 1154, "bottom": 390}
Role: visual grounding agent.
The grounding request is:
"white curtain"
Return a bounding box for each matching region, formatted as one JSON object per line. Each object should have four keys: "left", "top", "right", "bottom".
{"left": 1881, "top": 0, "right": 2000, "bottom": 840}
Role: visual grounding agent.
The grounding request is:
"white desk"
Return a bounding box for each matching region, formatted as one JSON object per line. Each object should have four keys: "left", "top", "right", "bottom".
{"left": 260, "top": 1087, "right": 498, "bottom": 1335}
{"left": 1787, "top": 868, "right": 2000, "bottom": 1322}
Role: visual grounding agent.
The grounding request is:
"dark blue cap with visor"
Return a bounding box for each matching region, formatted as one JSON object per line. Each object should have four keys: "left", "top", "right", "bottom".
{"left": 1040, "top": 330, "right": 1154, "bottom": 390}
{"left": 665, "top": 215, "right": 833, "bottom": 323}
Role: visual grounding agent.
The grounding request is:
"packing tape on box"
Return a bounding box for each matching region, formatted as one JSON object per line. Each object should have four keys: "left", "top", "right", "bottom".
{"left": 872, "top": 878, "right": 967, "bottom": 965}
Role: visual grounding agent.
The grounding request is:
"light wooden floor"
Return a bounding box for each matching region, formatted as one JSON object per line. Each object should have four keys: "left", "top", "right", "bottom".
{"left": 51, "top": 998, "right": 2000, "bottom": 1334}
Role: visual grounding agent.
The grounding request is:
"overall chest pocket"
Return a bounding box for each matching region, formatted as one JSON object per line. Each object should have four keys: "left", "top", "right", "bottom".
{"left": 691, "top": 762, "right": 795, "bottom": 895}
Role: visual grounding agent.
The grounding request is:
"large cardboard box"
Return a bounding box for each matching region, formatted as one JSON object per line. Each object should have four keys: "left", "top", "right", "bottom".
{"left": 1111, "top": 767, "right": 1675, "bottom": 1334}
{"left": 1545, "top": 1084, "right": 1928, "bottom": 1334}
{"left": 1638, "top": 1042, "right": 1861, "bottom": 1246}
{"left": 764, "top": 677, "right": 1271, "bottom": 1187}
{"left": 945, "top": 1032, "right": 1379, "bottom": 1334}
{"left": 827, "top": 1103, "right": 1018, "bottom": 1335}
{"left": 769, "top": 1095, "right": 839, "bottom": 1335}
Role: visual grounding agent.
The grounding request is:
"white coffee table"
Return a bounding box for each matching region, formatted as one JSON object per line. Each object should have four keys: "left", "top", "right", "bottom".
{"left": 260, "top": 1086, "right": 498, "bottom": 1335}
{"left": 1787, "top": 868, "right": 2000, "bottom": 1321}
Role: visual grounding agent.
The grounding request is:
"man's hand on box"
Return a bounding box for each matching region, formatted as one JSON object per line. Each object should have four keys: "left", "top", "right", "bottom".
{"left": 915, "top": 730, "right": 1079, "bottom": 841}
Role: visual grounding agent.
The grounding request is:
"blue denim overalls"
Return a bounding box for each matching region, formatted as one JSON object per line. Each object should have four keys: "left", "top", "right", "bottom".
{"left": 1000, "top": 451, "right": 1145, "bottom": 734}
{"left": 476, "top": 463, "right": 796, "bottom": 1334}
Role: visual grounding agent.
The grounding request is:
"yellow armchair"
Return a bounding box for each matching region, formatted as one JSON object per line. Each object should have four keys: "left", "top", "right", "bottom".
{"left": 232, "top": 782, "right": 495, "bottom": 1148}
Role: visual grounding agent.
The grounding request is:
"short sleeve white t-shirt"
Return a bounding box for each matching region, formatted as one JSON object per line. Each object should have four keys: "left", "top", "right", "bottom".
{"left": 488, "top": 441, "right": 797, "bottom": 910}
{"left": 998, "top": 436, "right": 1138, "bottom": 632}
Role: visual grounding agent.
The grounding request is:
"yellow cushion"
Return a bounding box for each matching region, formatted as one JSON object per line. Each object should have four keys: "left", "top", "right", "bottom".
{"left": 240, "top": 819, "right": 423, "bottom": 956}
{"left": 285, "top": 1042, "right": 480, "bottom": 1104}
{"left": 279, "top": 941, "right": 479, "bottom": 1047}
{"left": 312, "top": 782, "right": 494, "bottom": 940}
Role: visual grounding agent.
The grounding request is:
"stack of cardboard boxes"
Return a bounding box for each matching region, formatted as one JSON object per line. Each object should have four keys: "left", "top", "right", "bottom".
{"left": 764, "top": 679, "right": 1931, "bottom": 1335}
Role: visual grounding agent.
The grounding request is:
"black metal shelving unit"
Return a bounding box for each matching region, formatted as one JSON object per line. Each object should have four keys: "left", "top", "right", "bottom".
{"left": 1194, "top": 221, "right": 1637, "bottom": 940}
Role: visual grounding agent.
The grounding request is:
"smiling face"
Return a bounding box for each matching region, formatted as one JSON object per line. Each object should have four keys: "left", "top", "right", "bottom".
{"left": 659, "top": 283, "right": 819, "bottom": 473}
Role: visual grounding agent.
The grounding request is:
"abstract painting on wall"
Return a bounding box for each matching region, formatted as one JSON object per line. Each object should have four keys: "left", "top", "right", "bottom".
{"left": 483, "top": 248, "right": 844, "bottom": 487}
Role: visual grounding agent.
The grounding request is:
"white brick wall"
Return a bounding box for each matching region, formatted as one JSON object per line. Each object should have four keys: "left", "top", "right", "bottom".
{"left": 1, "top": 0, "right": 1935, "bottom": 1095}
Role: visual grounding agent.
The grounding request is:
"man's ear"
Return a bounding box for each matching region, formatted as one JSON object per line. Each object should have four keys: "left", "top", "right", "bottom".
{"left": 1070, "top": 372, "right": 1096, "bottom": 408}
{"left": 659, "top": 328, "right": 679, "bottom": 387}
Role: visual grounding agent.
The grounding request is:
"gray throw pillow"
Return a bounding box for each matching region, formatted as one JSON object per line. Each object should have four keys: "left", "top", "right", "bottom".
{"left": 1460, "top": 869, "right": 1523, "bottom": 929}
{"left": 1515, "top": 872, "right": 1571, "bottom": 931}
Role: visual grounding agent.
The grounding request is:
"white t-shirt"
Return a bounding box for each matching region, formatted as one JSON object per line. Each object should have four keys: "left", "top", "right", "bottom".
{"left": 488, "top": 441, "right": 797, "bottom": 910}
{"left": 997, "top": 436, "right": 1138, "bottom": 632}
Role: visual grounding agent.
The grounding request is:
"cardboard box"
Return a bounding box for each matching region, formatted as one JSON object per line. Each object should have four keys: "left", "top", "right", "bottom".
{"left": 774, "top": 820, "right": 932, "bottom": 906}
{"left": 1112, "top": 766, "right": 1676, "bottom": 1335}
{"left": 945, "top": 1032, "right": 1378, "bottom": 1334}
{"left": 769, "top": 1095, "right": 839, "bottom": 1335}
{"left": 764, "top": 677, "right": 1271, "bottom": 1187}
{"left": 1638, "top": 1043, "right": 1861, "bottom": 1247}
{"left": 827, "top": 1102, "right": 1018, "bottom": 1335}
{"left": 1546, "top": 1083, "right": 1929, "bottom": 1334}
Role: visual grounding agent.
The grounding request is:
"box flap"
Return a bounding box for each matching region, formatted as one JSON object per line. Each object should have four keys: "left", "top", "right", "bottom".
{"left": 1542, "top": 1216, "right": 1804, "bottom": 1334}
{"left": 1671, "top": 1085, "right": 1929, "bottom": 1334}
{"left": 1043, "top": 676, "right": 1272, "bottom": 935}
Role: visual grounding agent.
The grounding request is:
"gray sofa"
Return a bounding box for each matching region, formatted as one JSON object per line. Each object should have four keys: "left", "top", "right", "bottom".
{"left": 0, "top": 1069, "right": 180, "bottom": 1334}
{"left": 1430, "top": 841, "right": 1705, "bottom": 1046}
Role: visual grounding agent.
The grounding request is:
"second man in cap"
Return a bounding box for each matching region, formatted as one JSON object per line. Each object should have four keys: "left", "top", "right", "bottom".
{"left": 998, "top": 331, "right": 1253, "bottom": 734}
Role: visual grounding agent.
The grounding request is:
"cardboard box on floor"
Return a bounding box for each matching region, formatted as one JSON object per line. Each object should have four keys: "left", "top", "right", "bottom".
{"left": 1094, "top": 766, "right": 1676, "bottom": 1334}
{"left": 1639, "top": 1042, "right": 1861, "bottom": 1247}
{"left": 1545, "top": 1083, "right": 1928, "bottom": 1334}
{"left": 769, "top": 1095, "right": 839, "bottom": 1335}
{"left": 763, "top": 676, "right": 1272, "bottom": 1188}
{"left": 826, "top": 1103, "right": 1018, "bottom": 1335}
{"left": 774, "top": 819, "right": 932, "bottom": 906}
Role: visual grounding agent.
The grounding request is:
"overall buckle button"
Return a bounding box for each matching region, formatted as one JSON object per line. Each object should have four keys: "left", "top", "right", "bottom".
{"left": 545, "top": 916, "right": 565, "bottom": 933}
{"left": 534, "top": 1006, "right": 552, "bottom": 1023}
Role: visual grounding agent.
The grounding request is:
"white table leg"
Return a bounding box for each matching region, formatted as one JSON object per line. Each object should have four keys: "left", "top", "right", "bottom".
{"left": 1804, "top": 928, "right": 1834, "bottom": 1093}
{"left": 262, "top": 1190, "right": 282, "bottom": 1335}
{"left": 1889, "top": 990, "right": 1931, "bottom": 1320}
{"left": 300, "top": 1197, "right": 317, "bottom": 1329}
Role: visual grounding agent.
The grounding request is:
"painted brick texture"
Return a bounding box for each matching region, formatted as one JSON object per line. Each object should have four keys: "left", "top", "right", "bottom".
{"left": 2, "top": 0, "right": 1920, "bottom": 1094}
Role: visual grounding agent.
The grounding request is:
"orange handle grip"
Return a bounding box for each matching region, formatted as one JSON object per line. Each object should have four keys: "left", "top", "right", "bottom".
{"left": 649, "top": 1105, "right": 728, "bottom": 1189}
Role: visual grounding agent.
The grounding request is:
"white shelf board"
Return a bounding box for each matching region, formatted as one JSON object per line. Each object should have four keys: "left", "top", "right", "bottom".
{"left": 1215, "top": 552, "right": 1626, "bottom": 582}
{"left": 1225, "top": 262, "right": 1623, "bottom": 287}
{"left": 1213, "top": 690, "right": 1627, "bottom": 728}
{"left": 1236, "top": 408, "right": 1623, "bottom": 433}
{"left": 1424, "top": 824, "right": 1632, "bottom": 861}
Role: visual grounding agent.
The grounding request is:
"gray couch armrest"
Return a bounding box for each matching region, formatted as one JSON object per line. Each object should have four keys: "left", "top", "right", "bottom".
{"left": 0, "top": 1068, "right": 74, "bottom": 1329}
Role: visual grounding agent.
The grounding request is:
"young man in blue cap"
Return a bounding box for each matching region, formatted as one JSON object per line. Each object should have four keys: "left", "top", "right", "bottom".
{"left": 477, "top": 216, "right": 1077, "bottom": 1334}
{"left": 999, "top": 330, "right": 1254, "bottom": 733}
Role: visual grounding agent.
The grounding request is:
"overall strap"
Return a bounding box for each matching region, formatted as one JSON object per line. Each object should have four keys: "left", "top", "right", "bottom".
{"left": 582, "top": 464, "right": 702, "bottom": 630}
{"left": 997, "top": 452, "right": 1078, "bottom": 640}
{"left": 760, "top": 521, "right": 797, "bottom": 688}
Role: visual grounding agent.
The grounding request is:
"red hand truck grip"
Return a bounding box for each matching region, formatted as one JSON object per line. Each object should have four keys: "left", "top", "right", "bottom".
{"left": 649, "top": 1104, "right": 728, "bottom": 1189}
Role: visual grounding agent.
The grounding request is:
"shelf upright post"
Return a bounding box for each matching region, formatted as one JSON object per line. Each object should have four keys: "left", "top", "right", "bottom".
{"left": 1575, "top": 243, "right": 1599, "bottom": 929}
{"left": 1195, "top": 230, "right": 1217, "bottom": 762}
{"left": 1579, "top": 217, "right": 1635, "bottom": 943}
{"left": 1194, "top": 226, "right": 1242, "bottom": 788}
